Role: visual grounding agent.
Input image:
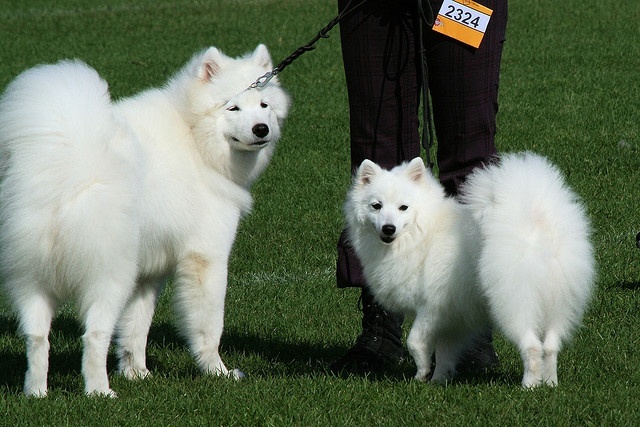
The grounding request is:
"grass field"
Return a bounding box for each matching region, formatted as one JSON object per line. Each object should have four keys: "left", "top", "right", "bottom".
{"left": 0, "top": 0, "right": 639, "bottom": 425}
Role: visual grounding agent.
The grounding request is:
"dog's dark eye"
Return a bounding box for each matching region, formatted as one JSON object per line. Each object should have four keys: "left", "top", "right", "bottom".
{"left": 399, "top": 205, "right": 408, "bottom": 211}
{"left": 260, "top": 102, "right": 268, "bottom": 109}
{"left": 227, "top": 105, "right": 240, "bottom": 112}
{"left": 371, "top": 202, "right": 382, "bottom": 211}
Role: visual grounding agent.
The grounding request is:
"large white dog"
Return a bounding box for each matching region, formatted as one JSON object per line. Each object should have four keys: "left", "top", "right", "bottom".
{"left": 0, "top": 44, "right": 290, "bottom": 396}
{"left": 344, "top": 153, "right": 595, "bottom": 387}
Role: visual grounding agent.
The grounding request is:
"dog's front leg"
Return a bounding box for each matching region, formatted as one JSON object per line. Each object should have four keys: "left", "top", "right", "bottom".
{"left": 174, "top": 252, "right": 241, "bottom": 379}
{"left": 406, "top": 315, "right": 434, "bottom": 382}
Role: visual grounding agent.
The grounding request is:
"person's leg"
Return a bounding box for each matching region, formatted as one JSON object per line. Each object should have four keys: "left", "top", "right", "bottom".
{"left": 339, "top": 0, "right": 422, "bottom": 173}
{"left": 426, "top": 0, "right": 508, "bottom": 195}
{"left": 332, "top": 0, "right": 421, "bottom": 375}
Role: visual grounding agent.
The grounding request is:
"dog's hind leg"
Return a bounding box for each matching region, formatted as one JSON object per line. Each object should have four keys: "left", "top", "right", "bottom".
{"left": 431, "top": 334, "right": 472, "bottom": 384}
{"left": 519, "top": 329, "right": 544, "bottom": 388}
{"left": 431, "top": 347, "right": 458, "bottom": 384}
{"left": 78, "top": 278, "right": 135, "bottom": 397}
{"left": 81, "top": 328, "right": 115, "bottom": 397}
{"left": 542, "top": 330, "right": 560, "bottom": 386}
{"left": 117, "top": 279, "right": 163, "bottom": 380}
{"left": 18, "top": 291, "right": 56, "bottom": 397}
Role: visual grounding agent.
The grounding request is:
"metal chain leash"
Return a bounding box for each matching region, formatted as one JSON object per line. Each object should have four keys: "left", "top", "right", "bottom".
{"left": 246, "top": 0, "right": 368, "bottom": 90}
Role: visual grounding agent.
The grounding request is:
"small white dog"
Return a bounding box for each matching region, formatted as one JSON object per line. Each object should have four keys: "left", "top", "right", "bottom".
{"left": 344, "top": 153, "right": 595, "bottom": 387}
{"left": 0, "top": 44, "right": 290, "bottom": 396}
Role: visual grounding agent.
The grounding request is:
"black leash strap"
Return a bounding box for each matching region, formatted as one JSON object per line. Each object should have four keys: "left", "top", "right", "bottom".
{"left": 247, "top": 0, "right": 368, "bottom": 90}
{"left": 417, "top": 0, "right": 435, "bottom": 170}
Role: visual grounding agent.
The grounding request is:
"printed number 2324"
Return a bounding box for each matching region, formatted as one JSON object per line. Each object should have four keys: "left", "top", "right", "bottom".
{"left": 444, "top": 5, "right": 481, "bottom": 28}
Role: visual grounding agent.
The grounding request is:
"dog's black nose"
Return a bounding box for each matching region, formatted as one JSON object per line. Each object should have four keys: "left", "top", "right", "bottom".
{"left": 382, "top": 224, "right": 396, "bottom": 236}
{"left": 252, "top": 123, "right": 269, "bottom": 138}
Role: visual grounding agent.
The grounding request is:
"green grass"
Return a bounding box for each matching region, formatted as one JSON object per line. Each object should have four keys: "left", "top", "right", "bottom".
{"left": 0, "top": 0, "right": 639, "bottom": 425}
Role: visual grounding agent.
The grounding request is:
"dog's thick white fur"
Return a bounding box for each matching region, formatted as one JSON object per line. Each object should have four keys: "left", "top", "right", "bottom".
{"left": 344, "top": 154, "right": 595, "bottom": 387}
{"left": 0, "top": 44, "right": 290, "bottom": 397}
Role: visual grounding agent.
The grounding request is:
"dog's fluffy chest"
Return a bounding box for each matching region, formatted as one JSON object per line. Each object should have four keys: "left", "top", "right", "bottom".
{"left": 362, "top": 216, "right": 482, "bottom": 320}
{"left": 134, "top": 165, "right": 250, "bottom": 279}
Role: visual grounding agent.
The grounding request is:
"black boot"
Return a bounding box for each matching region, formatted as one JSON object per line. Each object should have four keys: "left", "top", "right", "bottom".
{"left": 330, "top": 287, "right": 404, "bottom": 376}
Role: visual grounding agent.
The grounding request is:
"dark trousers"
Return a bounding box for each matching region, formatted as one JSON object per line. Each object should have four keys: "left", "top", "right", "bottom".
{"left": 337, "top": 0, "right": 508, "bottom": 288}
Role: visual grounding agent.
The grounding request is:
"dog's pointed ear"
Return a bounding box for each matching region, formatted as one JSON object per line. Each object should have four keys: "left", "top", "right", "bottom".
{"left": 356, "top": 159, "right": 381, "bottom": 186}
{"left": 252, "top": 44, "right": 273, "bottom": 70}
{"left": 405, "top": 157, "right": 427, "bottom": 183}
{"left": 199, "top": 47, "right": 225, "bottom": 82}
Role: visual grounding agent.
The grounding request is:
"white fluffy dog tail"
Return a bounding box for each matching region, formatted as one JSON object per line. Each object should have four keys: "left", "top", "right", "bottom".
{"left": 0, "top": 60, "right": 114, "bottom": 164}
{"left": 0, "top": 60, "right": 141, "bottom": 287}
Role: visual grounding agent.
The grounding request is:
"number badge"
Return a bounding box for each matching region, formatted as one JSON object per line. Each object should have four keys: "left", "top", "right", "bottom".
{"left": 432, "top": 0, "right": 493, "bottom": 48}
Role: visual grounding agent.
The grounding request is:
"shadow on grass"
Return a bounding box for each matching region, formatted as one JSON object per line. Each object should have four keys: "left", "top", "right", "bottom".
{"left": 0, "top": 314, "right": 89, "bottom": 394}
{"left": 0, "top": 314, "right": 517, "bottom": 393}
{"left": 146, "top": 321, "right": 383, "bottom": 380}
{"left": 616, "top": 281, "right": 640, "bottom": 290}
{"left": 0, "top": 314, "right": 372, "bottom": 393}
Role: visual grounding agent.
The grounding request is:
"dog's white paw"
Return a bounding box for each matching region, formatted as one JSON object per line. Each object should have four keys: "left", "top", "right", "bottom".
{"left": 24, "top": 388, "right": 48, "bottom": 398}
{"left": 413, "top": 367, "right": 432, "bottom": 382}
{"left": 231, "top": 368, "right": 246, "bottom": 380}
{"left": 121, "top": 366, "right": 151, "bottom": 381}
{"left": 87, "top": 388, "right": 118, "bottom": 398}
